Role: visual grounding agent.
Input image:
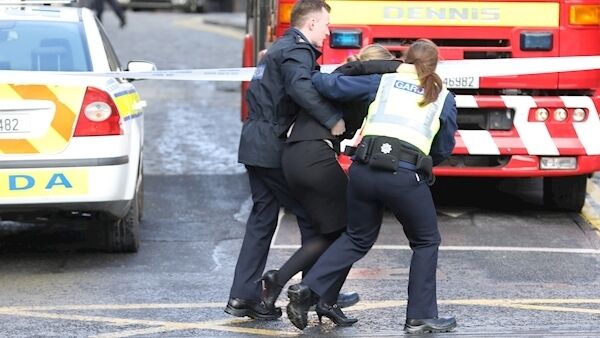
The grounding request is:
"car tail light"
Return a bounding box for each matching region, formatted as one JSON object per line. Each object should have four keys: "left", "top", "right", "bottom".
{"left": 74, "top": 87, "right": 122, "bottom": 137}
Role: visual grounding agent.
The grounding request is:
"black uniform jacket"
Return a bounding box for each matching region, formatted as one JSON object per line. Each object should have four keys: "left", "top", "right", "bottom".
{"left": 286, "top": 59, "right": 403, "bottom": 147}
{"left": 238, "top": 28, "right": 341, "bottom": 168}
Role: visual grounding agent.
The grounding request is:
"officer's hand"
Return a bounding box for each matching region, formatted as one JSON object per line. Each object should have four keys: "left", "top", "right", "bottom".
{"left": 331, "top": 119, "right": 346, "bottom": 136}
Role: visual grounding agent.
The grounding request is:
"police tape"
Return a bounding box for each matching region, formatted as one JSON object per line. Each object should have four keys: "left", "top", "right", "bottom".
{"left": 1, "top": 56, "right": 599, "bottom": 83}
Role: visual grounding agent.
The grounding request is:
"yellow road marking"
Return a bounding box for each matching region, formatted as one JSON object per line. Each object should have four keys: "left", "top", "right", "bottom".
{"left": 0, "top": 308, "right": 293, "bottom": 337}
{"left": 0, "top": 302, "right": 224, "bottom": 311}
{"left": 174, "top": 17, "right": 244, "bottom": 40}
{"left": 93, "top": 320, "right": 295, "bottom": 338}
{"left": 443, "top": 299, "right": 600, "bottom": 315}
{"left": 0, "top": 299, "right": 599, "bottom": 337}
{"left": 499, "top": 304, "right": 600, "bottom": 315}
{"left": 93, "top": 327, "right": 182, "bottom": 338}
{"left": 337, "top": 298, "right": 600, "bottom": 314}
{"left": 582, "top": 179, "right": 600, "bottom": 231}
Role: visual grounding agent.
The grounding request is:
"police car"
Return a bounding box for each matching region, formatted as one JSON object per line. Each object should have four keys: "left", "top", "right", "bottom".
{"left": 0, "top": 1, "right": 155, "bottom": 252}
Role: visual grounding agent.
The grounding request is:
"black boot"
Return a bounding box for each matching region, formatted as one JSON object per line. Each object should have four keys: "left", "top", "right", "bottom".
{"left": 315, "top": 300, "right": 358, "bottom": 327}
{"left": 286, "top": 283, "right": 313, "bottom": 330}
{"left": 404, "top": 317, "right": 457, "bottom": 333}
{"left": 261, "top": 270, "right": 283, "bottom": 311}
{"left": 224, "top": 297, "right": 282, "bottom": 320}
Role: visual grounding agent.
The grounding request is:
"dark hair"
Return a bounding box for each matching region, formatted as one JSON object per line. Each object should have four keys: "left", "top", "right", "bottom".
{"left": 290, "top": 0, "right": 331, "bottom": 28}
{"left": 404, "top": 39, "right": 443, "bottom": 107}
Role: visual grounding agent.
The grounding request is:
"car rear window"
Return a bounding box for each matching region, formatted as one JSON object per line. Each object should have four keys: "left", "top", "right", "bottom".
{"left": 0, "top": 20, "right": 91, "bottom": 71}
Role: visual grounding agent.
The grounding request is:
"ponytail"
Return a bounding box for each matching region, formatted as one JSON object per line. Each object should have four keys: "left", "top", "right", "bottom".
{"left": 413, "top": 60, "right": 443, "bottom": 107}
{"left": 404, "top": 39, "right": 442, "bottom": 107}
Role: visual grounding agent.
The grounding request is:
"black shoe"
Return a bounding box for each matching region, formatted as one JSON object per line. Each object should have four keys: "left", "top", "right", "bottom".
{"left": 119, "top": 16, "right": 126, "bottom": 28}
{"left": 286, "top": 283, "right": 313, "bottom": 330}
{"left": 404, "top": 317, "right": 457, "bottom": 334}
{"left": 316, "top": 300, "right": 358, "bottom": 327}
{"left": 336, "top": 291, "right": 360, "bottom": 308}
{"left": 261, "top": 270, "right": 283, "bottom": 311}
{"left": 224, "top": 297, "right": 282, "bottom": 320}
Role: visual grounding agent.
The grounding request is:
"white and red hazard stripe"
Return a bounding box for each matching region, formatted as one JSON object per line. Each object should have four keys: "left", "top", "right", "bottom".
{"left": 454, "top": 95, "right": 600, "bottom": 156}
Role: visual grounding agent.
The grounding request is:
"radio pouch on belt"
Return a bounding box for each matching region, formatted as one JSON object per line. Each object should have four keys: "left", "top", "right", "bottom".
{"left": 369, "top": 153, "right": 398, "bottom": 171}
{"left": 367, "top": 136, "right": 403, "bottom": 172}
{"left": 416, "top": 155, "right": 435, "bottom": 185}
{"left": 355, "top": 137, "right": 373, "bottom": 163}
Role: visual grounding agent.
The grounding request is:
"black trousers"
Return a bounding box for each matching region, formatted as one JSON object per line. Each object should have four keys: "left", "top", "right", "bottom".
{"left": 229, "top": 165, "right": 317, "bottom": 301}
{"left": 303, "top": 162, "right": 441, "bottom": 319}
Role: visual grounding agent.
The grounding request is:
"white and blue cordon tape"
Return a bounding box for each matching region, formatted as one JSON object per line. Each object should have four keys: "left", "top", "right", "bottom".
{"left": 0, "top": 56, "right": 599, "bottom": 82}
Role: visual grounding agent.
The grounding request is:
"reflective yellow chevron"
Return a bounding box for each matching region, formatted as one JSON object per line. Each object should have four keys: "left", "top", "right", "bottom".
{"left": 0, "top": 84, "right": 85, "bottom": 154}
{"left": 113, "top": 88, "right": 140, "bottom": 120}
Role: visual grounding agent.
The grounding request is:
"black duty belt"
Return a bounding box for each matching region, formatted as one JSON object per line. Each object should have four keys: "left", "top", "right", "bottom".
{"left": 350, "top": 135, "right": 436, "bottom": 185}
{"left": 345, "top": 138, "right": 417, "bottom": 163}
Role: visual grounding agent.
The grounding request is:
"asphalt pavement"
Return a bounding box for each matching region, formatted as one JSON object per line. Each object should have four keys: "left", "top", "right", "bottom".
{"left": 203, "top": 12, "right": 246, "bottom": 30}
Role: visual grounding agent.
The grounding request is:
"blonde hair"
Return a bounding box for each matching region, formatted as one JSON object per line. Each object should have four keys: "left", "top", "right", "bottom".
{"left": 346, "top": 44, "right": 395, "bottom": 63}
{"left": 404, "top": 39, "right": 443, "bottom": 107}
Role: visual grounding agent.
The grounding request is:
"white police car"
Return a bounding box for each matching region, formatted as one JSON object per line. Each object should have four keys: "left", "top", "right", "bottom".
{"left": 0, "top": 1, "right": 155, "bottom": 252}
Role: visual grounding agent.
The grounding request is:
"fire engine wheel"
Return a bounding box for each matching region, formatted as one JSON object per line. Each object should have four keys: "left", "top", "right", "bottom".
{"left": 543, "top": 175, "right": 587, "bottom": 212}
{"left": 105, "top": 184, "right": 141, "bottom": 253}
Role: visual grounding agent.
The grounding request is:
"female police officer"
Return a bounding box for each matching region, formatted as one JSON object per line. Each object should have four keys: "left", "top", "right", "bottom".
{"left": 285, "top": 39, "right": 458, "bottom": 334}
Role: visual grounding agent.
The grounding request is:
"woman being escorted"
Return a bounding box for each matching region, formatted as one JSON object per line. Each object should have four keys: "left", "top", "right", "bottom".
{"left": 285, "top": 39, "right": 458, "bottom": 334}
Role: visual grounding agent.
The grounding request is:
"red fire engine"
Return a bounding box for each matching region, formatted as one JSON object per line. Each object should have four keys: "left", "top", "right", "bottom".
{"left": 242, "top": 0, "right": 600, "bottom": 212}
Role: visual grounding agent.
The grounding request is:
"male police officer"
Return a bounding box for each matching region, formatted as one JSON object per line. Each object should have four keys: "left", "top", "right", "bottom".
{"left": 225, "top": 0, "right": 358, "bottom": 319}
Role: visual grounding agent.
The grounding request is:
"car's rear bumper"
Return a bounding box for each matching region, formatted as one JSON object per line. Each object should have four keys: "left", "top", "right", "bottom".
{"left": 0, "top": 200, "right": 133, "bottom": 220}
{"left": 0, "top": 156, "right": 137, "bottom": 215}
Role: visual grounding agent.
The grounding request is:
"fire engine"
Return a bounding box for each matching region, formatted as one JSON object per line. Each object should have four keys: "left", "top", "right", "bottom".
{"left": 242, "top": 0, "right": 600, "bottom": 212}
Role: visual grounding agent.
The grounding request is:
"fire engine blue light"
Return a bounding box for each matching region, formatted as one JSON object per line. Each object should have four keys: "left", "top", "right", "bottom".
{"left": 330, "top": 30, "right": 362, "bottom": 49}
{"left": 520, "top": 32, "right": 553, "bottom": 51}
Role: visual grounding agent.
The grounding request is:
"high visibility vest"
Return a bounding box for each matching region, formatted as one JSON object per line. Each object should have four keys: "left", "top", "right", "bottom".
{"left": 362, "top": 65, "right": 449, "bottom": 155}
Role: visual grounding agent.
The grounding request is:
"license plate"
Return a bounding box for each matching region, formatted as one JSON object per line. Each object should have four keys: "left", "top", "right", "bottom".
{"left": 443, "top": 76, "right": 479, "bottom": 89}
{"left": 0, "top": 114, "right": 31, "bottom": 134}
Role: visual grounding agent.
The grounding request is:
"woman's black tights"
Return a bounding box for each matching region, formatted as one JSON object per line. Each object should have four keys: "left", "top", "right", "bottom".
{"left": 276, "top": 230, "right": 344, "bottom": 303}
